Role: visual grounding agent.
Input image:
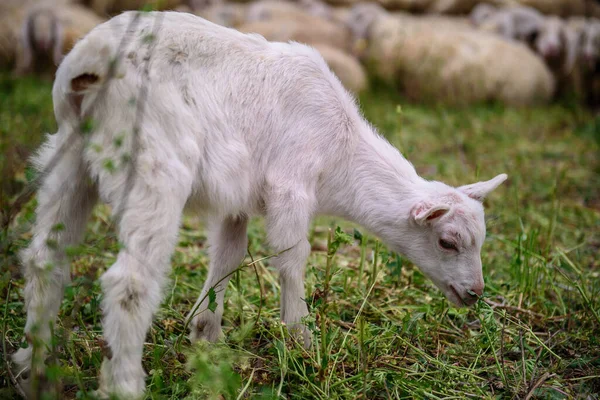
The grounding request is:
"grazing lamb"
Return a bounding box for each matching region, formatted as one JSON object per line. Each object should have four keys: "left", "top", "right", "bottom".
{"left": 12, "top": 11, "right": 507, "bottom": 399}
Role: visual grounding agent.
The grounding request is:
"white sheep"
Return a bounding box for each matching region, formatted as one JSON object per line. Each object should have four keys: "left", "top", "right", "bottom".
{"left": 312, "top": 43, "right": 368, "bottom": 93}
{"left": 12, "top": 11, "right": 507, "bottom": 399}
{"left": 186, "top": 0, "right": 224, "bottom": 13}
{"left": 85, "top": 0, "right": 183, "bottom": 15}
{"left": 511, "top": 0, "right": 587, "bottom": 18}
{"left": 193, "top": 2, "right": 247, "bottom": 27}
{"left": 335, "top": 0, "right": 477, "bottom": 14}
{"left": 426, "top": 0, "right": 479, "bottom": 15}
{"left": 296, "top": 0, "right": 334, "bottom": 19}
{"left": 344, "top": 1, "right": 387, "bottom": 34}
{"left": 477, "top": 5, "right": 545, "bottom": 45}
{"left": 373, "top": 0, "right": 432, "bottom": 13}
{"left": 365, "top": 13, "right": 555, "bottom": 106}
{"left": 580, "top": 19, "right": 600, "bottom": 70}
{"left": 533, "top": 16, "right": 580, "bottom": 97}
{"left": 0, "top": 1, "right": 28, "bottom": 68}
{"left": 469, "top": 3, "right": 497, "bottom": 27}
{"left": 245, "top": 0, "right": 319, "bottom": 23}
{"left": 13, "top": 2, "right": 104, "bottom": 76}
{"left": 578, "top": 19, "right": 600, "bottom": 105}
{"left": 238, "top": 12, "right": 352, "bottom": 54}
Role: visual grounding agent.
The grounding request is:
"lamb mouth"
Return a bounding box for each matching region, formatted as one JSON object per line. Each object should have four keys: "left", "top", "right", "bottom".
{"left": 449, "top": 284, "right": 466, "bottom": 307}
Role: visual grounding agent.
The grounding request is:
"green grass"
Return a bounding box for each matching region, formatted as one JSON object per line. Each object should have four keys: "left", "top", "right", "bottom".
{"left": 1, "top": 72, "right": 599, "bottom": 399}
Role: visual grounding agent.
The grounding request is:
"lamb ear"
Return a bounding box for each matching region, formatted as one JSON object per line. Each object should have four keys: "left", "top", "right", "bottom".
{"left": 458, "top": 173, "right": 508, "bottom": 202}
{"left": 412, "top": 202, "right": 451, "bottom": 226}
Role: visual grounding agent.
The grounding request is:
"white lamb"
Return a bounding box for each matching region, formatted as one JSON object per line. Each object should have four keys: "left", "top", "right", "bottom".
{"left": 12, "top": 11, "right": 507, "bottom": 399}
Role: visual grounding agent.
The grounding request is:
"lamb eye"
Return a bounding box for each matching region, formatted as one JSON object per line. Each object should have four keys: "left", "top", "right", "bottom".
{"left": 439, "top": 239, "right": 458, "bottom": 251}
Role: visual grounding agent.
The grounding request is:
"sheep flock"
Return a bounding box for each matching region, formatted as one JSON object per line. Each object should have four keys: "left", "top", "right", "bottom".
{"left": 1, "top": 0, "right": 599, "bottom": 107}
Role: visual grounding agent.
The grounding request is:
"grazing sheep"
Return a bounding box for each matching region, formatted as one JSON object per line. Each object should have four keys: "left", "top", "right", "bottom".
{"left": 333, "top": 2, "right": 388, "bottom": 58}
{"left": 238, "top": 8, "right": 352, "bottom": 52}
{"left": 581, "top": 19, "right": 600, "bottom": 70}
{"left": 390, "top": 12, "right": 472, "bottom": 31}
{"left": 14, "top": 2, "right": 104, "bottom": 76}
{"left": 14, "top": 8, "right": 64, "bottom": 76}
{"left": 0, "top": 1, "right": 29, "bottom": 68}
{"left": 579, "top": 19, "right": 600, "bottom": 105}
{"left": 326, "top": 0, "right": 480, "bottom": 14}
{"left": 469, "top": 3, "right": 497, "bottom": 27}
{"left": 533, "top": 16, "right": 581, "bottom": 97}
{"left": 343, "top": 2, "right": 387, "bottom": 40}
{"left": 187, "top": 0, "right": 223, "bottom": 11}
{"left": 512, "top": 0, "right": 587, "bottom": 18}
{"left": 477, "top": 5, "right": 545, "bottom": 45}
{"left": 240, "top": 2, "right": 363, "bottom": 91}
{"left": 245, "top": 0, "right": 312, "bottom": 22}
{"left": 193, "top": 2, "right": 247, "bottom": 27}
{"left": 373, "top": 0, "right": 432, "bottom": 13}
{"left": 12, "top": 11, "right": 507, "bottom": 399}
{"left": 85, "top": 0, "right": 182, "bottom": 15}
{"left": 312, "top": 43, "right": 368, "bottom": 93}
{"left": 297, "top": 0, "right": 333, "bottom": 19}
{"left": 426, "top": 0, "right": 479, "bottom": 15}
{"left": 366, "top": 13, "right": 555, "bottom": 106}
{"left": 246, "top": 0, "right": 336, "bottom": 25}
{"left": 587, "top": 1, "right": 600, "bottom": 19}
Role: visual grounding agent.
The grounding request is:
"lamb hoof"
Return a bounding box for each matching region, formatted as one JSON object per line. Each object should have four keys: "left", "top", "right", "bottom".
{"left": 287, "top": 323, "right": 312, "bottom": 349}
{"left": 189, "top": 317, "right": 222, "bottom": 343}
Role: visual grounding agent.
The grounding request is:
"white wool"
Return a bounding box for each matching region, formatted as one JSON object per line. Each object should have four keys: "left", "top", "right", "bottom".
{"left": 365, "top": 13, "right": 555, "bottom": 106}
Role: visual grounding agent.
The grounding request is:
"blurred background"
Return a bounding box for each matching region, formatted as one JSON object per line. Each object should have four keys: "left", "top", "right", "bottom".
{"left": 2, "top": 0, "right": 600, "bottom": 105}
{"left": 1, "top": 1, "right": 599, "bottom": 399}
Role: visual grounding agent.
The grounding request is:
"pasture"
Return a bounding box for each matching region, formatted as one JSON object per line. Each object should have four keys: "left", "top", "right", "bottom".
{"left": 0, "top": 71, "right": 599, "bottom": 399}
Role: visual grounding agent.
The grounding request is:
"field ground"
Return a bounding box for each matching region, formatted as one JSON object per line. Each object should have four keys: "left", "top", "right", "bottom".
{"left": 1, "top": 71, "right": 599, "bottom": 399}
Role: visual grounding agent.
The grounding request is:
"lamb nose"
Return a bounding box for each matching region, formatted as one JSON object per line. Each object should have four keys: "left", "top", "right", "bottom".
{"left": 469, "top": 283, "right": 484, "bottom": 297}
